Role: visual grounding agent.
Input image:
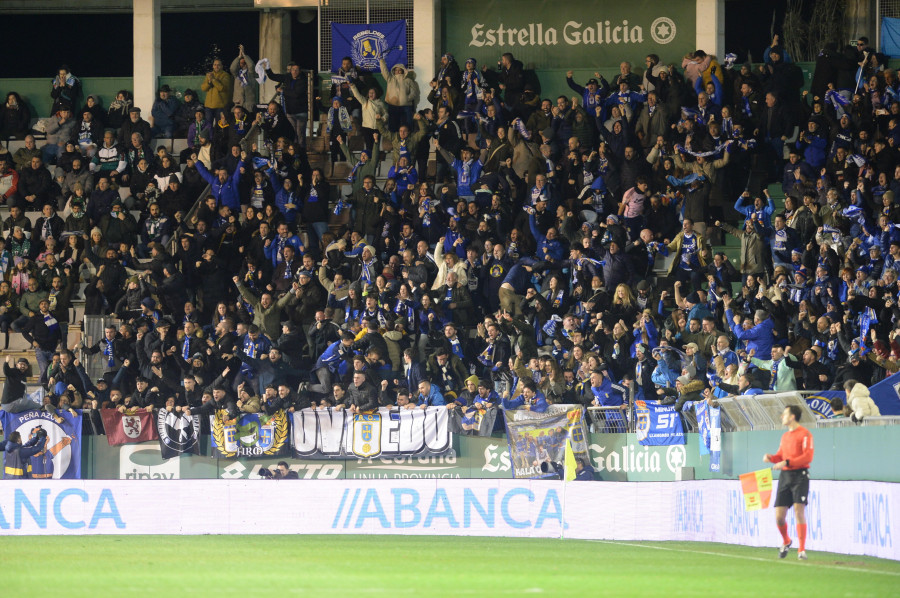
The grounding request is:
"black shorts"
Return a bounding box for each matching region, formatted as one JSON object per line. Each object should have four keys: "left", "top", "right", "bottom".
{"left": 774, "top": 468, "right": 810, "bottom": 508}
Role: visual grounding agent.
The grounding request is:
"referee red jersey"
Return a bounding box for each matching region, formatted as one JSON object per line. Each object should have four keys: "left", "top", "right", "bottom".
{"left": 766, "top": 425, "right": 814, "bottom": 470}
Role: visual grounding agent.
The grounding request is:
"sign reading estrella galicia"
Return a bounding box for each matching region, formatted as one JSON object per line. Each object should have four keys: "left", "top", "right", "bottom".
{"left": 331, "top": 21, "right": 407, "bottom": 73}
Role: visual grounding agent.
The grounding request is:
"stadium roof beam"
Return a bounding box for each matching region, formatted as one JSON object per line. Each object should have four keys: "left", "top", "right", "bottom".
{"left": 0, "top": 0, "right": 257, "bottom": 13}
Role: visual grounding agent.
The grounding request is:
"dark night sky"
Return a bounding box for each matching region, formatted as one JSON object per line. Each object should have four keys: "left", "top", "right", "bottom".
{"left": 1, "top": 3, "right": 786, "bottom": 79}
{"left": 0, "top": 11, "right": 318, "bottom": 78}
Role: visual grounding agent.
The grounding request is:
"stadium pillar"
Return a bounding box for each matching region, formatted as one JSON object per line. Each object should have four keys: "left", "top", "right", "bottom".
{"left": 133, "top": 0, "right": 162, "bottom": 123}
{"left": 695, "top": 0, "right": 724, "bottom": 59}
{"left": 413, "top": 0, "right": 440, "bottom": 110}
{"left": 260, "top": 10, "right": 292, "bottom": 105}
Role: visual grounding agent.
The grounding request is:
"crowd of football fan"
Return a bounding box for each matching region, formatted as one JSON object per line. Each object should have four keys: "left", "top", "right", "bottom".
{"left": 0, "top": 34, "right": 895, "bottom": 428}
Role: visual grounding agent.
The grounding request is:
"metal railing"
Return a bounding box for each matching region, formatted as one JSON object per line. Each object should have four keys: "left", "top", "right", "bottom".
{"left": 587, "top": 405, "right": 633, "bottom": 434}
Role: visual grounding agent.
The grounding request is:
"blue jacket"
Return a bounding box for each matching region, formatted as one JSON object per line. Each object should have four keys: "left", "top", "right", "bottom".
{"left": 265, "top": 234, "right": 305, "bottom": 267}
{"left": 151, "top": 96, "right": 179, "bottom": 130}
{"left": 501, "top": 262, "right": 533, "bottom": 294}
{"left": 758, "top": 222, "right": 799, "bottom": 264}
{"left": 502, "top": 391, "right": 549, "bottom": 413}
{"left": 529, "top": 214, "right": 564, "bottom": 261}
{"left": 270, "top": 170, "right": 300, "bottom": 225}
{"left": 29, "top": 437, "right": 54, "bottom": 479}
{"left": 726, "top": 308, "right": 775, "bottom": 360}
{"left": 734, "top": 194, "right": 775, "bottom": 228}
{"left": 589, "top": 379, "right": 624, "bottom": 406}
{"left": 442, "top": 228, "right": 469, "bottom": 259}
{"left": 196, "top": 159, "right": 244, "bottom": 211}
{"left": 796, "top": 130, "right": 827, "bottom": 169}
{"left": 316, "top": 340, "right": 348, "bottom": 374}
{"left": 450, "top": 158, "right": 483, "bottom": 198}
{"left": 417, "top": 384, "right": 446, "bottom": 407}
{"left": 4, "top": 436, "right": 43, "bottom": 479}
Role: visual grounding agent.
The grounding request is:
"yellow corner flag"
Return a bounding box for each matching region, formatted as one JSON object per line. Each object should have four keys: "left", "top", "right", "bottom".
{"left": 739, "top": 468, "right": 774, "bottom": 511}
{"left": 564, "top": 438, "right": 577, "bottom": 481}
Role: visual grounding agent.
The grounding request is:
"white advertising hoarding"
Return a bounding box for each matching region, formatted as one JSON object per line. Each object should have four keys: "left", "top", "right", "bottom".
{"left": 0, "top": 479, "right": 895, "bottom": 561}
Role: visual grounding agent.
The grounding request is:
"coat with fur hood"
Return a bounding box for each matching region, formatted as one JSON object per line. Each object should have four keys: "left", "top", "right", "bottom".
{"left": 379, "top": 59, "right": 419, "bottom": 107}
{"left": 846, "top": 382, "right": 881, "bottom": 420}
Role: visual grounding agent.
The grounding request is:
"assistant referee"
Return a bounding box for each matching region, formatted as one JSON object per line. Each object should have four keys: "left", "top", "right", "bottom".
{"left": 764, "top": 405, "right": 815, "bottom": 561}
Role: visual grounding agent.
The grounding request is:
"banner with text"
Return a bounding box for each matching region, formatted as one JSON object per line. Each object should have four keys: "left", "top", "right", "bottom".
{"left": 2, "top": 479, "right": 897, "bottom": 562}
{"left": 695, "top": 400, "right": 721, "bottom": 472}
{"left": 504, "top": 405, "right": 590, "bottom": 479}
{"left": 804, "top": 391, "right": 842, "bottom": 419}
{"left": 442, "top": 0, "right": 695, "bottom": 70}
{"left": 636, "top": 400, "right": 686, "bottom": 446}
{"left": 331, "top": 21, "right": 407, "bottom": 73}
{"left": 210, "top": 410, "right": 290, "bottom": 459}
{"left": 0, "top": 409, "right": 81, "bottom": 479}
{"left": 291, "top": 407, "right": 452, "bottom": 459}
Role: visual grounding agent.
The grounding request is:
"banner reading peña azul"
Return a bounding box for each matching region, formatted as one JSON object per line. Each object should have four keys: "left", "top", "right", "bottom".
{"left": 441, "top": 0, "right": 695, "bottom": 69}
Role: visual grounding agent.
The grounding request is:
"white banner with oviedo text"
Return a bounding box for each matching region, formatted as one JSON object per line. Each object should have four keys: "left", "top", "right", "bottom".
{"left": 0, "top": 479, "right": 896, "bottom": 561}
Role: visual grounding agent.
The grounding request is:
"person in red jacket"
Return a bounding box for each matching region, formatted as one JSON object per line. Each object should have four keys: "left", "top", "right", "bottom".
{"left": 764, "top": 405, "right": 814, "bottom": 561}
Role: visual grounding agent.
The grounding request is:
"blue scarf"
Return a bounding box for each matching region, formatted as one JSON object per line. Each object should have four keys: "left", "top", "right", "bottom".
{"left": 43, "top": 313, "right": 59, "bottom": 335}
{"left": 347, "top": 158, "right": 365, "bottom": 183}
{"left": 361, "top": 259, "right": 375, "bottom": 285}
{"left": 104, "top": 339, "right": 115, "bottom": 368}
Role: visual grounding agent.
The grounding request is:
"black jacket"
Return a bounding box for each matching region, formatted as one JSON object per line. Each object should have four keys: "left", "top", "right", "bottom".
{"left": 347, "top": 381, "right": 379, "bottom": 412}
{"left": 265, "top": 70, "right": 309, "bottom": 115}
{"left": 1, "top": 362, "right": 27, "bottom": 404}
{"left": 20, "top": 311, "right": 62, "bottom": 352}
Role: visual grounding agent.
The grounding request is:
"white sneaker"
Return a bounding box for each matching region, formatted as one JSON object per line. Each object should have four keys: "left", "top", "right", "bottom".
{"left": 778, "top": 540, "right": 792, "bottom": 559}
{"left": 798, "top": 550, "right": 807, "bottom": 560}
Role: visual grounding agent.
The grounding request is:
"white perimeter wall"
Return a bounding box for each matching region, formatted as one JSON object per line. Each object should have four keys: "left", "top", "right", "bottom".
{"left": 0, "top": 478, "right": 896, "bottom": 561}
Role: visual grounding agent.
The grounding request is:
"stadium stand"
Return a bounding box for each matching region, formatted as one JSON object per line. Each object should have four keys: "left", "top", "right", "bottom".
{"left": 0, "top": 31, "right": 896, "bottom": 448}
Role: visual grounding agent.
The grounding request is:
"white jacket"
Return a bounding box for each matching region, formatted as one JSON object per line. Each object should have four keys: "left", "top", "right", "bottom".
{"left": 379, "top": 59, "right": 419, "bottom": 107}
{"left": 847, "top": 383, "right": 881, "bottom": 420}
{"left": 350, "top": 85, "right": 387, "bottom": 129}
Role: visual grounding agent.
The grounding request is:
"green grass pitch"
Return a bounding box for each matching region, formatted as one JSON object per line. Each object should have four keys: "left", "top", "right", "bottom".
{"left": 4, "top": 535, "right": 898, "bottom": 596}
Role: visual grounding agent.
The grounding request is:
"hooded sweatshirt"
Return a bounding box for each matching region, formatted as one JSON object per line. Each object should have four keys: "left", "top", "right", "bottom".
{"left": 379, "top": 59, "right": 419, "bottom": 107}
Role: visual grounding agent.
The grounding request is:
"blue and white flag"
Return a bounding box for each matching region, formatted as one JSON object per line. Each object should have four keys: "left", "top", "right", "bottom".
{"left": 0, "top": 408, "right": 82, "bottom": 478}
{"left": 695, "top": 400, "right": 721, "bottom": 471}
{"left": 331, "top": 20, "right": 407, "bottom": 73}
{"left": 709, "top": 405, "right": 721, "bottom": 472}
{"left": 696, "top": 399, "right": 711, "bottom": 456}
{"left": 804, "top": 391, "right": 842, "bottom": 418}
{"left": 635, "top": 400, "right": 685, "bottom": 446}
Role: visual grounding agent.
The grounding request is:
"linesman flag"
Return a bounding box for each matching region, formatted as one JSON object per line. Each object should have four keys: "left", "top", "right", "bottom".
{"left": 739, "top": 467, "right": 773, "bottom": 511}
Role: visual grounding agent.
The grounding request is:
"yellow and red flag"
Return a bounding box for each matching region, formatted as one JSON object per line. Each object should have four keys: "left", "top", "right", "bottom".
{"left": 739, "top": 468, "right": 773, "bottom": 511}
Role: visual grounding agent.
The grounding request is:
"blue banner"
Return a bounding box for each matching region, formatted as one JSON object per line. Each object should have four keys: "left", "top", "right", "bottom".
{"left": 865, "top": 372, "right": 900, "bottom": 416}
{"left": 693, "top": 401, "right": 721, "bottom": 471}
{"left": 883, "top": 17, "right": 900, "bottom": 58}
{"left": 805, "top": 391, "right": 842, "bottom": 419}
{"left": 695, "top": 400, "right": 710, "bottom": 456}
{"left": 635, "top": 400, "right": 685, "bottom": 446}
{"left": 0, "top": 409, "right": 82, "bottom": 478}
{"left": 331, "top": 20, "right": 407, "bottom": 73}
